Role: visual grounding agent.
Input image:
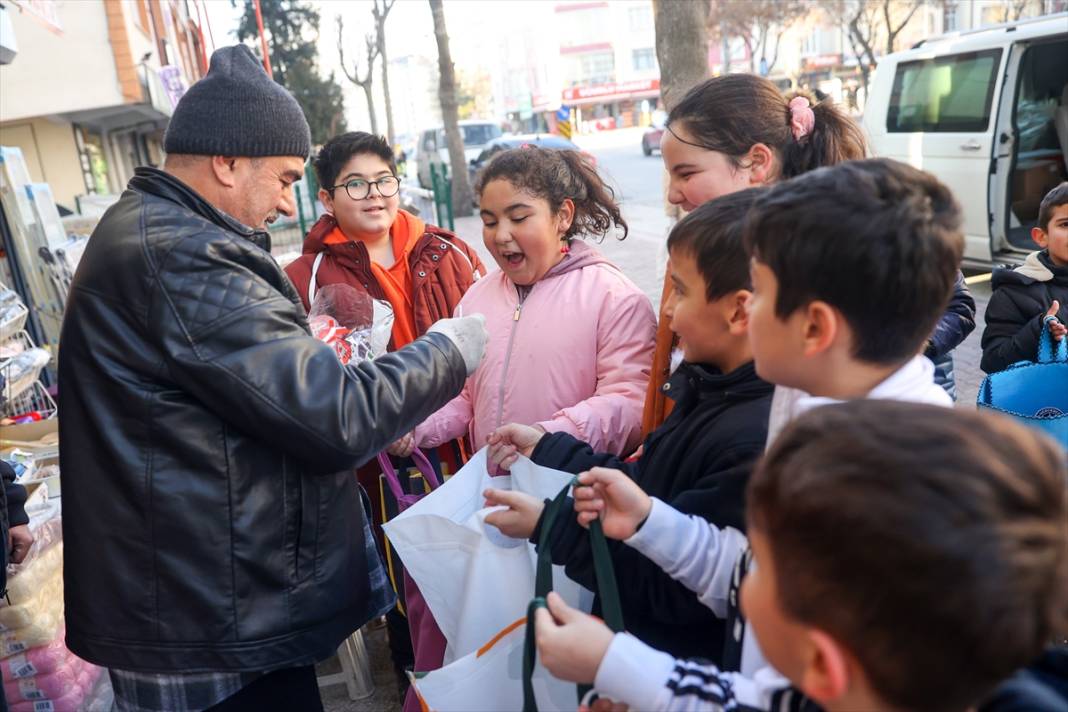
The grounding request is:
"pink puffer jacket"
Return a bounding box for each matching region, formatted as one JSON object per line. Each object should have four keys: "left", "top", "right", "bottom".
{"left": 414, "top": 241, "right": 656, "bottom": 456}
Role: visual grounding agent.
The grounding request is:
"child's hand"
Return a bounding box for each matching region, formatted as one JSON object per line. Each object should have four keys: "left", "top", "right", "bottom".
{"left": 1045, "top": 301, "right": 1067, "bottom": 342}
{"left": 534, "top": 591, "right": 614, "bottom": 685}
{"left": 386, "top": 432, "right": 415, "bottom": 458}
{"left": 573, "top": 468, "right": 652, "bottom": 540}
{"left": 580, "top": 699, "right": 629, "bottom": 712}
{"left": 486, "top": 424, "right": 546, "bottom": 471}
{"left": 483, "top": 488, "right": 544, "bottom": 539}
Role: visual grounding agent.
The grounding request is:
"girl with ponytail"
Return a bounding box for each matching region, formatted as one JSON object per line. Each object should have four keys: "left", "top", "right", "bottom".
{"left": 644, "top": 74, "right": 871, "bottom": 434}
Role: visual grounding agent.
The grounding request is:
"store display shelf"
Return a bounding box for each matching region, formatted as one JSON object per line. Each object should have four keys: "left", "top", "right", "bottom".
{"left": 0, "top": 300, "right": 28, "bottom": 344}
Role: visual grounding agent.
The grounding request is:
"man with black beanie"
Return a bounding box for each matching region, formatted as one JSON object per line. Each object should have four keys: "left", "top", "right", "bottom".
{"left": 58, "top": 45, "right": 487, "bottom": 711}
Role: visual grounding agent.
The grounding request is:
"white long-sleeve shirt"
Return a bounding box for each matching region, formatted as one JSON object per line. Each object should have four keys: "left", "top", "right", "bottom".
{"left": 594, "top": 356, "right": 952, "bottom": 711}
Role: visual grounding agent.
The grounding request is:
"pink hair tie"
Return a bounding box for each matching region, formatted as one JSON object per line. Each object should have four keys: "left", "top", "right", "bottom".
{"left": 789, "top": 96, "right": 815, "bottom": 141}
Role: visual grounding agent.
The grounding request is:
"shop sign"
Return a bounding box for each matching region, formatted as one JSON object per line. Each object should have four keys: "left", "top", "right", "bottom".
{"left": 159, "top": 66, "right": 188, "bottom": 110}
{"left": 562, "top": 78, "right": 659, "bottom": 102}
{"left": 804, "top": 54, "right": 841, "bottom": 69}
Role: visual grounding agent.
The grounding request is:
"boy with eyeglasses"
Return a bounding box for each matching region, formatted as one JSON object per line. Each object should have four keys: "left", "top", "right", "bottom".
{"left": 284, "top": 131, "right": 486, "bottom": 699}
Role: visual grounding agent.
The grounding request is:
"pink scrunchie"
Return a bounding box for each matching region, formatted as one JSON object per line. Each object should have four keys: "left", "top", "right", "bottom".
{"left": 789, "top": 96, "right": 815, "bottom": 141}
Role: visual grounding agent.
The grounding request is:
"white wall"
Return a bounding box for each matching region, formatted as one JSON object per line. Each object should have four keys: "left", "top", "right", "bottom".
{"left": 0, "top": 1, "right": 124, "bottom": 123}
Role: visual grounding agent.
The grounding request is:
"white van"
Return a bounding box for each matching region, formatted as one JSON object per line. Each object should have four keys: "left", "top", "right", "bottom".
{"left": 415, "top": 120, "right": 503, "bottom": 189}
{"left": 864, "top": 13, "right": 1068, "bottom": 269}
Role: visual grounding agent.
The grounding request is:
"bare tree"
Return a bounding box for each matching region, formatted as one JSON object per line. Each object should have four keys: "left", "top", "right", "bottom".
{"left": 337, "top": 15, "right": 380, "bottom": 135}
{"left": 429, "top": 0, "right": 474, "bottom": 217}
{"left": 822, "top": 0, "right": 925, "bottom": 96}
{"left": 653, "top": 0, "right": 709, "bottom": 112}
{"left": 1005, "top": 0, "right": 1033, "bottom": 20}
{"left": 372, "top": 0, "right": 397, "bottom": 145}
{"left": 708, "top": 0, "right": 808, "bottom": 76}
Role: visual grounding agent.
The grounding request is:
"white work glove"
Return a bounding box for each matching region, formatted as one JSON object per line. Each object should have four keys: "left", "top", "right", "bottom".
{"left": 427, "top": 314, "right": 488, "bottom": 376}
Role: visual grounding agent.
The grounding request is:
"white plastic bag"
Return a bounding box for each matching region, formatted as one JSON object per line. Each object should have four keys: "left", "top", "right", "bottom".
{"left": 308, "top": 283, "right": 393, "bottom": 363}
{"left": 382, "top": 448, "right": 592, "bottom": 665}
{"left": 409, "top": 617, "right": 576, "bottom": 712}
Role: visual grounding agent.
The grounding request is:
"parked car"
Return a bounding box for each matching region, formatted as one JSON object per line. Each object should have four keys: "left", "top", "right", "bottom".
{"left": 415, "top": 120, "right": 503, "bottom": 188}
{"left": 467, "top": 134, "right": 597, "bottom": 190}
{"left": 641, "top": 110, "right": 668, "bottom": 156}
{"left": 863, "top": 12, "right": 1068, "bottom": 269}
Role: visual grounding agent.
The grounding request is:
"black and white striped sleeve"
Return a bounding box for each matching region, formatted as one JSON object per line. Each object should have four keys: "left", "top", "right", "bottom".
{"left": 594, "top": 633, "right": 807, "bottom": 711}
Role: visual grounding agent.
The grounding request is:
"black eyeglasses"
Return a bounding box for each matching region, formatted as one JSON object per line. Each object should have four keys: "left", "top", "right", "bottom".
{"left": 328, "top": 176, "right": 401, "bottom": 200}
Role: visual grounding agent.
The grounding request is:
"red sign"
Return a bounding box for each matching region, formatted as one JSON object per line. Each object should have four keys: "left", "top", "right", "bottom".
{"left": 562, "top": 79, "right": 659, "bottom": 102}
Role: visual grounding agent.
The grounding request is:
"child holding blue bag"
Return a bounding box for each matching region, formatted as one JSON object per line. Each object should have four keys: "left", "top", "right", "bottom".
{"left": 981, "top": 182, "right": 1068, "bottom": 373}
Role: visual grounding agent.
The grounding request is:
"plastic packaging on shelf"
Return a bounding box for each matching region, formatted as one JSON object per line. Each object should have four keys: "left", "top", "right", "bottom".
{"left": 0, "top": 634, "right": 69, "bottom": 680}
{"left": 0, "top": 565, "right": 62, "bottom": 632}
{"left": 1, "top": 542, "right": 63, "bottom": 607}
{"left": 8, "top": 663, "right": 102, "bottom": 712}
{"left": 1, "top": 348, "right": 50, "bottom": 397}
{"left": 0, "top": 288, "right": 28, "bottom": 343}
{"left": 3, "top": 655, "right": 86, "bottom": 701}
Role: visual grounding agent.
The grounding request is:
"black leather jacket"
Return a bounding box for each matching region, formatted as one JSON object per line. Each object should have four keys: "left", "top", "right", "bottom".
{"left": 58, "top": 168, "right": 467, "bottom": 673}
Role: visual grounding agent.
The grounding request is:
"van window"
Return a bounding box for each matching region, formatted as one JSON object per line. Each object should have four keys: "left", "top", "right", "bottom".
{"left": 460, "top": 124, "right": 502, "bottom": 146}
{"left": 887, "top": 49, "right": 1002, "bottom": 132}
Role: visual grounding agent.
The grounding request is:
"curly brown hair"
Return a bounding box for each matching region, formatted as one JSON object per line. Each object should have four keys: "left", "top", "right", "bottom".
{"left": 475, "top": 146, "right": 627, "bottom": 242}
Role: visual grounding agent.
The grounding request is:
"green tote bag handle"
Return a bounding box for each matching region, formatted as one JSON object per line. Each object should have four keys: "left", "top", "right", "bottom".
{"left": 522, "top": 478, "right": 624, "bottom": 712}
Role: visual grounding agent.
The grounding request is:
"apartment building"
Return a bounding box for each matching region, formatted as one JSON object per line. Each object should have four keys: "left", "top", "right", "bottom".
{"left": 0, "top": 0, "right": 207, "bottom": 212}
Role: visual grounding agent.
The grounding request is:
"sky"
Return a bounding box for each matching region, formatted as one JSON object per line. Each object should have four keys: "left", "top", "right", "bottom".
{"left": 198, "top": 0, "right": 528, "bottom": 136}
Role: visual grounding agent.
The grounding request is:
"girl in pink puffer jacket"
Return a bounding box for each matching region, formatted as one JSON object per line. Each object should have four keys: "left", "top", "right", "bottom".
{"left": 410, "top": 146, "right": 656, "bottom": 459}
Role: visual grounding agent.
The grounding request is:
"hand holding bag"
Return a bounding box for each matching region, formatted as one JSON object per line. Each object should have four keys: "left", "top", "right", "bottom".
{"left": 522, "top": 480, "right": 624, "bottom": 712}
{"left": 977, "top": 326, "right": 1068, "bottom": 449}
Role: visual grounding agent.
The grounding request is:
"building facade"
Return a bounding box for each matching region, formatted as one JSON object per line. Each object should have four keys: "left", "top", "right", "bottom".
{"left": 0, "top": 0, "right": 207, "bottom": 212}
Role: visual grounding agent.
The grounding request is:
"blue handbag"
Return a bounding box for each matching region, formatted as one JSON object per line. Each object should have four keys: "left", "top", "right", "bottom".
{"left": 977, "top": 326, "right": 1068, "bottom": 449}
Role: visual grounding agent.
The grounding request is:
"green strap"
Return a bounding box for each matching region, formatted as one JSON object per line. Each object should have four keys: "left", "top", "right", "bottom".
{"left": 522, "top": 479, "right": 625, "bottom": 712}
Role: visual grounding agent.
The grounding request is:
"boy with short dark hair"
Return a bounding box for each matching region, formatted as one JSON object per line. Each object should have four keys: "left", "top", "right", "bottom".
{"left": 481, "top": 189, "right": 774, "bottom": 662}
{"left": 981, "top": 181, "right": 1068, "bottom": 373}
{"left": 746, "top": 158, "right": 963, "bottom": 443}
{"left": 532, "top": 402, "right": 1068, "bottom": 712}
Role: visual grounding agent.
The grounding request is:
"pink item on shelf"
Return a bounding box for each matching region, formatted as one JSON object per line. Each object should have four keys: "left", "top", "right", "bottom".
{"left": 3, "top": 660, "right": 83, "bottom": 701}
{"left": 0, "top": 633, "right": 69, "bottom": 679}
{"left": 9, "top": 685, "right": 88, "bottom": 712}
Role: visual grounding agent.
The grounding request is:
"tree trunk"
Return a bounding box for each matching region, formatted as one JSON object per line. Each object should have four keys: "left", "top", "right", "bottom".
{"left": 429, "top": 0, "right": 474, "bottom": 217}
{"left": 380, "top": 35, "right": 395, "bottom": 145}
{"left": 363, "top": 83, "right": 379, "bottom": 136}
{"left": 653, "top": 0, "right": 710, "bottom": 112}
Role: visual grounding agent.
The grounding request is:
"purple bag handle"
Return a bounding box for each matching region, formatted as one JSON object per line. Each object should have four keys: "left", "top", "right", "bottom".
{"left": 377, "top": 448, "right": 442, "bottom": 501}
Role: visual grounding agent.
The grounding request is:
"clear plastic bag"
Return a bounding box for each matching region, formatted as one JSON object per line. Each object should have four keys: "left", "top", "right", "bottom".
{"left": 308, "top": 284, "right": 394, "bottom": 364}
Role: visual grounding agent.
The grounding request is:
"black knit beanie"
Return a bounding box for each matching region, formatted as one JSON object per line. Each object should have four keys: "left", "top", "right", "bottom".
{"left": 164, "top": 45, "right": 311, "bottom": 159}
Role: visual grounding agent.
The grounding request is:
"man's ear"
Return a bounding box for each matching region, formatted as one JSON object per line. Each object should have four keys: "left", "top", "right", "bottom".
{"left": 1031, "top": 227, "right": 1049, "bottom": 249}
{"left": 211, "top": 156, "right": 240, "bottom": 189}
{"left": 801, "top": 301, "right": 838, "bottom": 357}
{"left": 797, "top": 629, "right": 850, "bottom": 704}
{"left": 726, "top": 289, "right": 752, "bottom": 334}
{"left": 746, "top": 143, "right": 777, "bottom": 186}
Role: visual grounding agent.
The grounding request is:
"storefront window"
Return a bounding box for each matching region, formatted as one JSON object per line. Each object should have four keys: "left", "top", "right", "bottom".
{"left": 76, "top": 127, "right": 110, "bottom": 195}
